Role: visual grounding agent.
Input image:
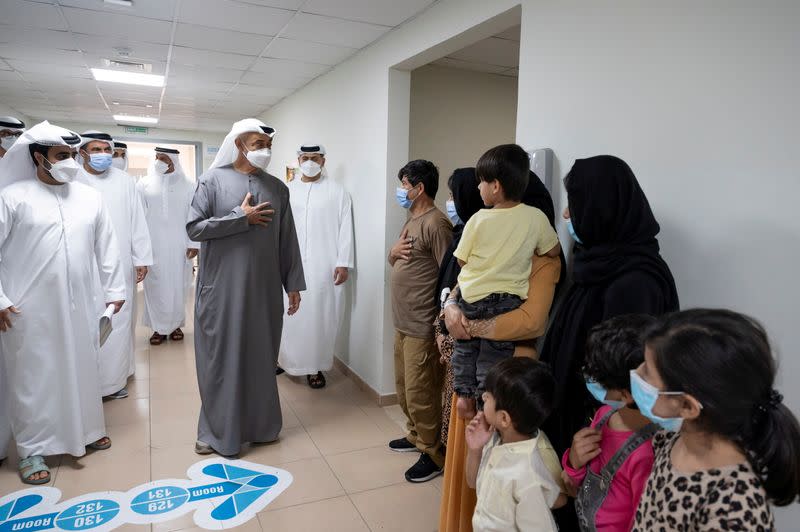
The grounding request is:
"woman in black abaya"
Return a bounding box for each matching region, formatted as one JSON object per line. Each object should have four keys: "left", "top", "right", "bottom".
{"left": 542, "top": 155, "right": 679, "bottom": 529}
{"left": 543, "top": 154, "right": 679, "bottom": 453}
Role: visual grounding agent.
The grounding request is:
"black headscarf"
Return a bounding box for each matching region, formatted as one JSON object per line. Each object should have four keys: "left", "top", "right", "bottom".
{"left": 540, "top": 155, "right": 679, "bottom": 455}
{"left": 434, "top": 168, "right": 482, "bottom": 307}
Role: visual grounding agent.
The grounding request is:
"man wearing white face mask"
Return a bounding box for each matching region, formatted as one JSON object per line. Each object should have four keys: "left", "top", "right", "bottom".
{"left": 76, "top": 131, "right": 153, "bottom": 400}
{"left": 278, "top": 144, "right": 354, "bottom": 389}
{"left": 0, "top": 116, "right": 25, "bottom": 159}
{"left": 0, "top": 121, "right": 125, "bottom": 484}
{"left": 138, "top": 147, "right": 199, "bottom": 346}
{"left": 112, "top": 141, "right": 128, "bottom": 172}
{"left": 187, "top": 118, "right": 305, "bottom": 457}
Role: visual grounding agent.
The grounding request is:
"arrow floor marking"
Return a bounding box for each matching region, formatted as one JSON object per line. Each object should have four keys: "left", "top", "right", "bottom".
{"left": 0, "top": 459, "right": 293, "bottom": 531}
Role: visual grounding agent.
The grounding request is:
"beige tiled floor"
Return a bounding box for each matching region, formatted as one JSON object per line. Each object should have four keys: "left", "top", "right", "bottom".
{"left": 0, "top": 299, "right": 441, "bottom": 531}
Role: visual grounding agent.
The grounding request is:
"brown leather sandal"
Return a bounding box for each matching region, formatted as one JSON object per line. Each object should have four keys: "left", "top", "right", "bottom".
{"left": 170, "top": 328, "right": 184, "bottom": 341}
{"left": 150, "top": 332, "right": 167, "bottom": 345}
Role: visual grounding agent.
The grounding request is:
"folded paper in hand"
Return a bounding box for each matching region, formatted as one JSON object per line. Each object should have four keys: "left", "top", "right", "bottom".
{"left": 99, "top": 304, "right": 115, "bottom": 346}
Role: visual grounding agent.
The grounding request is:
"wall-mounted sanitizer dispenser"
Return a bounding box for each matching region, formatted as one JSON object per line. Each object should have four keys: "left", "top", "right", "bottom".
{"left": 529, "top": 148, "right": 554, "bottom": 192}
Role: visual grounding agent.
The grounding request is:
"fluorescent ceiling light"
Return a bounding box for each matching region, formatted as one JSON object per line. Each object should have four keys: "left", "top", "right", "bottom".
{"left": 92, "top": 68, "right": 164, "bottom": 87}
{"left": 113, "top": 115, "right": 158, "bottom": 124}
{"left": 104, "top": 0, "right": 133, "bottom": 5}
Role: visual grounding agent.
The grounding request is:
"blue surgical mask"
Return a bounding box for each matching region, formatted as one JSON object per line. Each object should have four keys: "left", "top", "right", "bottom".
{"left": 585, "top": 379, "right": 626, "bottom": 410}
{"left": 567, "top": 219, "right": 583, "bottom": 245}
{"left": 446, "top": 200, "right": 462, "bottom": 225}
{"left": 630, "top": 370, "right": 685, "bottom": 432}
{"left": 396, "top": 187, "right": 413, "bottom": 209}
{"left": 88, "top": 153, "right": 113, "bottom": 172}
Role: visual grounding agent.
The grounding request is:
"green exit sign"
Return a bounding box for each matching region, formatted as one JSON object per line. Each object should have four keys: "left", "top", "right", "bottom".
{"left": 124, "top": 126, "right": 149, "bottom": 134}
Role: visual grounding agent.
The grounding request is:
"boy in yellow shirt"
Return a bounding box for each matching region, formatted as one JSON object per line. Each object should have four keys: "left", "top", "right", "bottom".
{"left": 452, "top": 144, "right": 560, "bottom": 419}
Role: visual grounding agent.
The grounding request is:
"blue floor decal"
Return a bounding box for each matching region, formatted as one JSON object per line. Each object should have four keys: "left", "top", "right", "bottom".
{"left": 0, "top": 459, "right": 293, "bottom": 531}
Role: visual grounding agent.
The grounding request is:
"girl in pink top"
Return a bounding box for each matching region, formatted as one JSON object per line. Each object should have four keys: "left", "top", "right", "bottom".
{"left": 561, "top": 315, "right": 658, "bottom": 532}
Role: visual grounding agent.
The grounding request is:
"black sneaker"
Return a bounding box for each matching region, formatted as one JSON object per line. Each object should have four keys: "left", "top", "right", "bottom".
{"left": 388, "top": 437, "right": 418, "bottom": 453}
{"left": 405, "top": 453, "right": 443, "bottom": 483}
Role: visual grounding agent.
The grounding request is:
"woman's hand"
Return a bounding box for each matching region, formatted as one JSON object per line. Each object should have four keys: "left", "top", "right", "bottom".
{"left": 436, "top": 334, "right": 446, "bottom": 362}
{"left": 444, "top": 303, "right": 471, "bottom": 340}
{"left": 456, "top": 396, "right": 477, "bottom": 420}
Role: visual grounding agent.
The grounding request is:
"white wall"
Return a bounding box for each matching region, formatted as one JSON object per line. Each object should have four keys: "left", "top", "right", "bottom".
{"left": 409, "top": 64, "right": 518, "bottom": 209}
{"left": 518, "top": 5, "right": 798, "bottom": 524}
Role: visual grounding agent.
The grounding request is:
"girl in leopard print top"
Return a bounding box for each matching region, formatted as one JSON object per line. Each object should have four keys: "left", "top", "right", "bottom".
{"left": 630, "top": 309, "right": 800, "bottom": 531}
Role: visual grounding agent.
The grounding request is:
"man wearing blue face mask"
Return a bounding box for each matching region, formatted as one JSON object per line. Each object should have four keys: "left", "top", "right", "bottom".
{"left": 76, "top": 131, "right": 153, "bottom": 401}
{"left": 387, "top": 159, "right": 453, "bottom": 483}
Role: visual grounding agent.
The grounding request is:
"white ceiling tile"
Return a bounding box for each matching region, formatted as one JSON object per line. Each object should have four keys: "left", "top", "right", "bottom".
{"left": 236, "top": 0, "right": 305, "bottom": 10}
{"left": 72, "top": 34, "right": 171, "bottom": 65}
{"left": 0, "top": 45, "right": 86, "bottom": 66}
{"left": 58, "top": 0, "right": 179, "bottom": 22}
{"left": 2, "top": 1, "right": 67, "bottom": 31}
{"left": 98, "top": 84, "right": 163, "bottom": 101}
{"left": 494, "top": 25, "right": 521, "bottom": 42}
{"left": 170, "top": 46, "right": 256, "bottom": 70}
{"left": 448, "top": 37, "right": 519, "bottom": 68}
{"left": 265, "top": 38, "right": 355, "bottom": 66}
{"left": 282, "top": 13, "right": 389, "bottom": 49}
{"left": 240, "top": 70, "right": 311, "bottom": 89}
{"left": 228, "top": 84, "right": 292, "bottom": 103}
{"left": 169, "top": 64, "right": 244, "bottom": 83}
{"left": 0, "top": 71, "right": 23, "bottom": 81}
{"left": 250, "top": 57, "right": 330, "bottom": 78}
{"left": 303, "top": 0, "right": 435, "bottom": 27}
{"left": 431, "top": 58, "right": 510, "bottom": 75}
{"left": 173, "top": 24, "right": 271, "bottom": 56}
{"left": 62, "top": 8, "right": 173, "bottom": 44}
{"left": 0, "top": 27, "right": 76, "bottom": 49}
{"left": 178, "top": 0, "right": 294, "bottom": 35}
{"left": 6, "top": 60, "right": 89, "bottom": 77}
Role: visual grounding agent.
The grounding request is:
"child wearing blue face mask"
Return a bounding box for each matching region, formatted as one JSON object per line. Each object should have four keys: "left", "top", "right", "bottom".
{"left": 561, "top": 314, "right": 658, "bottom": 532}
{"left": 631, "top": 309, "right": 800, "bottom": 531}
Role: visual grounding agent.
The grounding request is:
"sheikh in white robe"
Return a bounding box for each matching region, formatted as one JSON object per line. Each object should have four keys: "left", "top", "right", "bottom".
{"left": 279, "top": 173, "right": 354, "bottom": 375}
{"left": 0, "top": 179, "right": 125, "bottom": 458}
{"left": 137, "top": 171, "right": 198, "bottom": 335}
{"left": 76, "top": 167, "right": 153, "bottom": 396}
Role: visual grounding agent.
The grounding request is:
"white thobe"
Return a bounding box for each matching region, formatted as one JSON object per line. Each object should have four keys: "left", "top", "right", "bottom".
{"left": 137, "top": 172, "right": 198, "bottom": 334}
{"left": 278, "top": 173, "right": 354, "bottom": 375}
{"left": 77, "top": 167, "right": 153, "bottom": 396}
{"left": 0, "top": 355, "right": 9, "bottom": 460}
{"left": 0, "top": 180, "right": 125, "bottom": 458}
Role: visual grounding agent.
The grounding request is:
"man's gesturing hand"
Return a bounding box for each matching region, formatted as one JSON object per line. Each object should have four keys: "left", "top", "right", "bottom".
{"left": 241, "top": 192, "right": 275, "bottom": 227}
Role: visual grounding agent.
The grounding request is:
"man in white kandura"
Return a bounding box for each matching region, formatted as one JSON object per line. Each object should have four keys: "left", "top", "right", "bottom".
{"left": 0, "top": 116, "right": 25, "bottom": 159}
{"left": 0, "top": 122, "right": 125, "bottom": 485}
{"left": 138, "top": 147, "right": 199, "bottom": 345}
{"left": 278, "top": 144, "right": 354, "bottom": 389}
{"left": 111, "top": 141, "right": 128, "bottom": 172}
{"left": 76, "top": 131, "right": 153, "bottom": 400}
{"left": 0, "top": 117, "right": 22, "bottom": 468}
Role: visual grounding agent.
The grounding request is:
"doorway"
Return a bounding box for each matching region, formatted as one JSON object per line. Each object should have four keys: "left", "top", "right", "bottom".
{"left": 407, "top": 23, "right": 520, "bottom": 210}
{"left": 117, "top": 139, "right": 201, "bottom": 182}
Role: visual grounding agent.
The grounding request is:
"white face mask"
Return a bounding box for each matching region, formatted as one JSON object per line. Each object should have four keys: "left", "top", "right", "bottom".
{"left": 300, "top": 160, "right": 322, "bottom": 177}
{"left": 245, "top": 147, "right": 272, "bottom": 170}
{"left": 43, "top": 156, "right": 80, "bottom": 183}
{"left": 155, "top": 160, "right": 170, "bottom": 175}
{"left": 111, "top": 157, "right": 127, "bottom": 171}
{"left": 1, "top": 136, "right": 18, "bottom": 151}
